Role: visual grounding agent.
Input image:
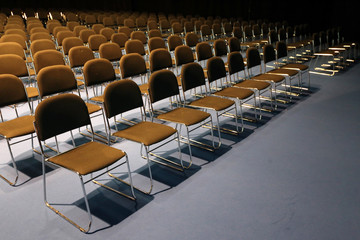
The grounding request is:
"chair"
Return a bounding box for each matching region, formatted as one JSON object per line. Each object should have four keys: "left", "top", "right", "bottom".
{"left": 66, "top": 21, "right": 80, "bottom": 31}
{"left": 276, "top": 41, "right": 310, "bottom": 90}
{"left": 130, "top": 30, "right": 148, "bottom": 51}
{"left": 195, "top": 41, "right": 213, "bottom": 69}
{"left": 262, "top": 44, "right": 300, "bottom": 98}
{"left": 88, "top": 34, "right": 107, "bottom": 57}
{"left": 200, "top": 24, "right": 212, "bottom": 42}
{"left": 206, "top": 56, "right": 258, "bottom": 131}
{"left": 62, "top": 37, "right": 84, "bottom": 62}
{"left": 135, "top": 17, "right": 147, "bottom": 32}
{"left": 29, "top": 39, "right": 57, "bottom": 60}
{"left": 111, "top": 32, "right": 128, "bottom": 51}
{"left": 211, "top": 23, "right": 223, "bottom": 39}
{"left": 246, "top": 47, "right": 288, "bottom": 105}
{"left": 124, "top": 39, "right": 149, "bottom": 66}
{"left": 73, "top": 25, "right": 87, "bottom": 37}
{"left": 149, "top": 48, "right": 174, "bottom": 74}
{"left": 100, "top": 27, "right": 115, "bottom": 41}
{"left": 0, "top": 34, "right": 28, "bottom": 51}
{"left": 91, "top": 23, "right": 104, "bottom": 34}
{"left": 181, "top": 62, "right": 239, "bottom": 139}
{"left": 30, "top": 32, "right": 52, "bottom": 43}
{"left": 171, "top": 22, "right": 184, "bottom": 37}
{"left": 147, "top": 36, "right": 166, "bottom": 53}
{"left": 55, "top": 30, "right": 76, "bottom": 50}
{"left": 147, "top": 20, "right": 158, "bottom": 32}
{"left": 228, "top": 36, "right": 241, "bottom": 53}
{"left": 213, "top": 39, "right": 228, "bottom": 58}
{"left": 159, "top": 19, "right": 171, "bottom": 38}
{"left": 33, "top": 93, "right": 135, "bottom": 233}
{"left": 167, "top": 34, "right": 184, "bottom": 54}
{"left": 118, "top": 26, "right": 133, "bottom": 38}
{"left": 102, "top": 79, "right": 182, "bottom": 193}
{"left": 174, "top": 45, "right": 195, "bottom": 76}
{"left": 227, "top": 51, "right": 273, "bottom": 112}
{"left": 119, "top": 53, "right": 149, "bottom": 96}
{"left": 33, "top": 49, "right": 65, "bottom": 75}
{"left": 148, "top": 69, "right": 216, "bottom": 154}
{"left": 68, "top": 45, "right": 95, "bottom": 83}
{"left": 103, "top": 16, "right": 115, "bottom": 28}
{"left": 223, "top": 22, "right": 233, "bottom": 38}
{"left": 79, "top": 29, "right": 96, "bottom": 45}
{"left": 99, "top": 42, "right": 123, "bottom": 75}
{"left": 124, "top": 18, "right": 136, "bottom": 31}
{"left": 148, "top": 29, "right": 162, "bottom": 39}
{"left": 184, "top": 32, "right": 199, "bottom": 52}
{"left": 0, "top": 74, "right": 35, "bottom": 186}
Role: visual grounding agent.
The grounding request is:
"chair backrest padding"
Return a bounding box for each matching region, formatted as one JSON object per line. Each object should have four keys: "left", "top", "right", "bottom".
{"left": 0, "top": 74, "right": 28, "bottom": 107}
{"left": 35, "top": 93, "right": 91, "bottom": 141}
{"left": 148, "top": 69, "right": 179, "bottom": 103}
{"left": 181, "top": 62, "right": 206, "bottom": 92}
{"left": 206, "top": 56, "right": 227, "bottom": 83}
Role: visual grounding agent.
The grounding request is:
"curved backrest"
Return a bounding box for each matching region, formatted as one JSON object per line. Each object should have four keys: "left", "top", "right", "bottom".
{"left": 172, "top": 22, "right": 183, "bottom": 35}
{"left": 111, "top": 32, "right": 128, "bottom": 48}
{"left": 130, "top": 31, "right": 147, "bottom": 44}
{"left": 119, "top": 53, "right": 147, "bottom": 78}
{"left": 149, "top": 48, "right": 172, "bottom": 72}
{"left": 118, "top": 26, "right": 132, "bottom": 38}
{"left": 206, "top": 56, "right": 227, "bottom": 83}
{"left": 246, "top": 47, "right": 261, "bottom": 69}
{"left": 184, "top": 21, "right": 194, "bottom": 33}
{"left": 79, "top": 29, "right": 96, "bottom": 43}
{"left": 30, "top": 27, "right": 50, "bottom": 35}
{"left": 0, "top": 74, "right": 28, "bottom": 108}
{"left": 167, "top": 35, "right": 183, "bottom": 52}
{"left": 196, "top": 42, "right": 213, "bottom": 61}
{"left": 233, "top": 26, "right": 243, "bottom": 40}
{"left": 262, "top": 44, "right": 276, "bottom": 64}
{"left": 213, "top": 39, "right": 228, "bottom": 57}
{"left": 0, "top": 54, "right": 29, "bottom": 77}
{"left": 30, "top": 32, "right": 52, "bottom": 42}
{"left": 180, "top": 62, "right": 206, "bottom": 92}
{"left": 227, "top": 51, "right": 245, "bottom": 75}
{"left": 174, "top": 45, "right": 194, "bottom": 66}
{"left": 92, "top": 23, "right": 104, "bottom": 34}
{"left": 148, "top": 37, "right": 166, "bottom": 52}
{"left": 30, "top": 39, "right": 56, "bottom": 56}
{"left": 148, "top": 69, "right": 179, "bottom": 103}
{"left": 99, "top": 42, "right": 123, "bottom": 62}
{"left": 62, "top": 37, "right": 84, "bottom": 55}
{"left": 53, "top": 26, "right": 70, "bottom": 40}
{"left": 103, "top": 79, "right": 144, "bottom": 118}
{"left": 0, "top": 34, "right": 27, "bottom": 50}
{"left": 212, "top": 24, "right": 222, "bottom": 36}
{"left": 73, "top": 25, "right": 87, "bottom": 37}
{"left": 33, "top": 49, "right": 65, "bottom": 73}
{"left": 83, "top": 58, "right": 116, "bottom": 87}
{"left": 66, "top": 21, "right": 80, "bottom": 31}
{"left": 100, "top": 27, "right": 115, "bottom": 41}
{"left": 68, "top": 46, "right": 94, "bottom": 68}
{"left": 34, "top": 93, "right": 91, "bottom": 141}
{"left": 200, "top": 24, "right": 211, "bottom": 38}
{"left": 56, "top": 30, "right": 75, "bottom": 46}
{"left": 125, "top": 39, "right": 145, "bottom": 55}
{"left": 148, "top": 29, "right": 162, "bottom": 39}
{"left": 5, "top": 29, "right": 28, "bottom": 41}
{"left": 0, "top": 42, "right": 26, "bottom": 59}
{"left": 185, "top": 32, "right": 199, "bottom": 48}
{"left": 88, "top": 34, "right": 107, "bottom": 51}
{"left": 228, "top": 37, "right": 241, "bottom": 52}
{"left": 37, "top": 65, "right": 77, "bottom": 98}
{"left": 276, "top": 41, "right": 288, "bottom": 59}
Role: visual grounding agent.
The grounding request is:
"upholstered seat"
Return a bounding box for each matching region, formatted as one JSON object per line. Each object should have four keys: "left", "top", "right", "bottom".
{"left": 0, "top": 115, "right": 35, "bottom": 139}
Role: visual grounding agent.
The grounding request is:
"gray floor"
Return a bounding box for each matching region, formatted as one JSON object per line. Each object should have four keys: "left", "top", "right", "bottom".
{"left": 1, "top": 59, "right": 360, "bottom": 240}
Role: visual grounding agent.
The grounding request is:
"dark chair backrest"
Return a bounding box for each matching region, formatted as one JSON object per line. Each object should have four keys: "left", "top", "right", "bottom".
{"left": 148, "top": 69, "right": 179, "bottom": 103}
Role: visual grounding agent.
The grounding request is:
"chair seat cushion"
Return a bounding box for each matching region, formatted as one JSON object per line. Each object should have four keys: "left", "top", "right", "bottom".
{"left": 213, "top": 87, "right": 254, "bottom": 100}
{"left": 113, "top": 121, "right": 177, "bottom": 146}
{"left": 189, "top": 95, "right": 235, "bottom": 111}
{"left": 157, "top": 107, "right": 211, "bottom": 126}
{"left": 0, "top": 115, "right": 35, "bottom": 139}
{"left": 233, "top": 80, "right": 271, "bottom": 90}
{"left": 267, "top": 68, "right": 299, "bottom": 76}
{"left": 251, "top": 74, "right": 285, "bottom": 83}
{"left": 85, "top": 102, "right": 102, "bottom": 114}
{"left": 26, "top": 87, "right": 39, "bottom": 98}
{"left": 90, "top": 95, "right": 104, "bottom": 103}
{"left": 282, "top": 63, "right": 309, "bottom": 71}
{"left": 48, "top": 141, "right": 125, "bottom": 175}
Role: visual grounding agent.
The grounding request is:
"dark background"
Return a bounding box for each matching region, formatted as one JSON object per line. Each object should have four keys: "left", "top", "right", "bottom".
{"left": 1, "top": 0, "right": 358, "bottom": 41}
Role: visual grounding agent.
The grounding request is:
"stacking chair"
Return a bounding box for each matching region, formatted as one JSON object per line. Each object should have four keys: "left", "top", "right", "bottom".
{"left": 118, "top": 26, "right": 133, "bottom": 38}
{"left": 0, "top": 54, "right": 38, "bottom": 101}
{"left": 206, "top": 56, "right": 258, "bottom": 130}
{"left": 33, "top": 49, "right": 65, "bottom": 76}
{"left": 148, "top": 69, "right": 216, "bottom": 153}
{"left": 55, "top": 30, "right": 76, "bottom": 50}
{"left": 34, "top": 93, "right": 135, "bottom": 233}
{"left": 227, "top": 51, "right": 273, "bottom": 112}
{"left": 184, "top": 32, "right": 199, "bottom": 51}
{"left": 30, "top": 32, "right": 52, "bottom": 43}
{"left": 100, "top": 27, "right": 115, "bottom": 41}
{"left": 159, "top": 19, "right": 172, "bottom": 38}
{"left": 174, "top": 45, "right": 195, "bottom": 77}
{"left": 79, "top": 29, "right": 96, "bottom": 46}
{"left": 195, "top": 41, "right": 213, "bottom": 72}
{"left": 111, "top": 32, "right": 128, "bottom": 52}
{"left": 149, "top": 48, "right": 174, "bottom": 75}
{"left": 88, "top": 34, "right": 107, "bottom": 57}
{"left": 147, "top": 36, "right": 166, "bottom": 53}
{"left": 180, "top": 62, "right": 239, "bottom": 139}
{"left": 73, "top": 25, "right": 87, "bottom": 37}
{"left": 99, "top": 42, "right": 123, "bottom": 71}
{"left": 68, "top": 46, "right": 95, "bottom": 83}
{"left": 92, "top": 23, "right": 104, "bottom": 34}
{"left": 124, "top": 39, "right": 149, "bottom": 68}
{"left": 66, "top": 21, "right": 80, "bottom": 31}
{"left": 262, "top": 44, "right": 300, "bottom": 97}
{"left": 213, "top": 39, "right": 228, "bottom": 59}
{"left": 119, "top": 53, "right": 149, "bottom": 98}
{"left": 200, "top": 24, "right": 213, "bottom": 42}
{"left": 211, "top": 23, "right": 223, "bottom": 39}
{"left": 148, "top": 29, "right": 162, "bottom": 39}
{"left": 167, "top": 34, "right": 184, "bottom": 54}
{"left": 246, "top": 47, "right": 288, "bottom": 105}
{"left": 102, "top": 79, "right": 183, "bottom": 193}
{"left": 276, "top": 41, "right": 310, "bottom": 90}
{"left": 228, "top": 36, "right": 241, "bottom": 53}
{"left": 0, "top": 74, "right": 36, "bottom": 186}
{"left": 62, "top": 37, "right": 84, "bottom": 64}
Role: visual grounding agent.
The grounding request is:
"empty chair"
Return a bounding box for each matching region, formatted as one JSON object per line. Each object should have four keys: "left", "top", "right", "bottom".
{"left": 29, "top": 39, "right": 57, "bottom": 59}
{"left": 172, "top": 22, "right": 184, "bottom": 36}
{"left": 68, "top": 45, "right": 95, "bottom": 82}
{"left": 100, "top": 27, "right": 115, "bottom": 41}
{"left": 79, "top": 29, "right": 96, "bottom": 45}
{"left": 62, "top": 37, "right": 84, "bottom": 64}
{"left": 0, "top": 34, "right": 27, "bottom": 51}
{"left": 111, "top": 32, "right": 129, "bottom": 50}
{"left": 207, "top": 56, "right": 258, "bottom": 131}
{"left": 148, "top": 29, "right": 162, "bottom": 39}
{"left": 159, "top": 19, "right": 171, "bottom": 38}
{"left": 56, "top": 30, "right": 76, "bottom": 49}
{"left": 33, "top": 49, "right": 65, "bottom": 75}
{"left": 211, "top": 23, "right": 223, "bottom": 39}
{"left": 167, "top": 34, "right": 183, "bottom": 55}
{"left": 66, "top": 21, "right": 80, "bottom": 31}
{"left": 213, "top": 38, "right": 228, "bottom": 58}
{"left": 92, "top": 23, "right": 104, "bottom": 34}
{"left": 124, "top": 39, "right": 148, "bottom": 66}
{"left": 73, "top": 25, "right": 87, "bottom": 37}
{"left": 102, "top": 79, "right": 182, "bottom": 192}
{"left": 184, "top": 32, "right": 199, "bottom": 51}
{"left": 33, "top": 93, "right": 135, "bottom": 233}
{"left": 149, "top": 48, "right": 174, "bottom": 73}
{"left": 0, "top": 74, "right": 35, "bottom": 186}
{"left": 228, "top": 36, "right": 241, "bottom": 53}
{"left": 147, "top": 37, "right": 166, "bottom": 53}
{"left": 148, "top": 69, "right": 216, "bottom": 154}
{"left": 174, "top": 45, "right": 195, "bottom": 76}
{"left": 118, "top": 26, "right": 133, "bottom": 38}
{"left": 181, "top": 62, "right": 239, "bottom": 139}
{"left": 88, "top": 34, "right": 107, "bottom": 57}
{"left": 200, "top": 24, "right": 212, "bottom": 42}
{"left": 30, "top": 32, "right": 52, "bottom": 43}
{"left": 99, "top": 42, "right": 123, "bottom": 75}
{"left": 195, "top": 41, "right": 213, "bottom": 69}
